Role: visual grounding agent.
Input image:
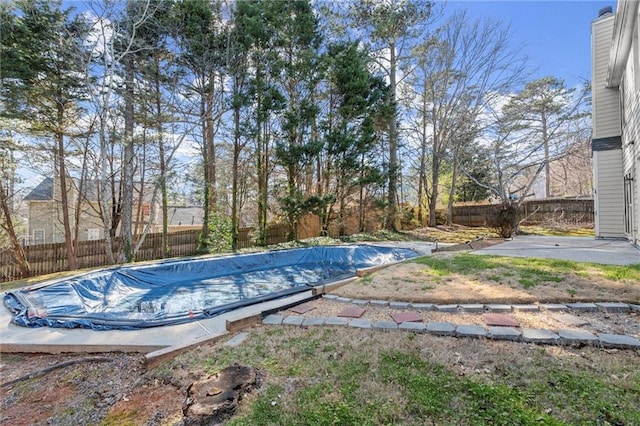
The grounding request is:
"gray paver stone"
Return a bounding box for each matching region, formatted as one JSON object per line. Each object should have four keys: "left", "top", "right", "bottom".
{"left": 522, "top": 328, "right": 560, "bottom": 344}
{"left": 435, "top": 304, "right": 458, "bottom": 313}
{"left": 373, "top": 321, "right": 398, "bottom": 331}
{"left": 558, "top": 329, "right": 598, "bottom": 345}
{"left": 223, "top": 332, "right": 250, "bottom": 348}
{"left": 598, "top": 334, "right": 640, "bottom": 349}
{"left": 566, "top": 302, "right": 598, "bottom": 312}
{"left": 552, "top": 313, "right": 590, "bottom": 327}
{"left": 486, "top": 304, "right": 512, "bottom": 312}
{"left": 540, "top": 304, "right": 568, "bottom": 311}
{"left": 456, "top": 325, "right": 487, "bottom": 338}
{"left": 389, "top": 301, "right": 411, "bottom": 309}
{"left": 302, "top": 317, "right": 326, "bottom": 327}
{"left": 399, "top": 322, "right": 427, "bottom": 333}
{"left": 512, "top": 304, "right": 539, "bottom": 312}
{"left": 426, "top": 321, "right": 455, "bottom": 336}
{"left": 282, "top": 315, "right": 305, "bottom": 326}
{"left": 352, "top": 299, "right": 369, "bottom": 306}
{"left": 349, "top": 318, "right": 372, "bottom": 329}
{"left": 322, "top": 294, "right": 339, "bottom": 300}
{"left": 630, "top": 304, "right": 640, "bottom": 312}
{"left": 460, "top": 304, "right": 484, "bottom": 313}
{"left": 262, "top": 314, "right": 284, "bottom": 325}
{"left": 410, "top": 303, "right": 434, "bottom": 311}
{"left": 595, "top": 302, "right": 630, "bottom": 313}
{"left": 324, "top": 316, "right": 349, "bottom": 326}
{"left": 370, "top": 300, "right": 390, "bottom": 307}
{"left": 487, "top": 326, "right": 521, "bottom": 341}
{"left": 335, "top": 297, "right": 353, "bottom": 304}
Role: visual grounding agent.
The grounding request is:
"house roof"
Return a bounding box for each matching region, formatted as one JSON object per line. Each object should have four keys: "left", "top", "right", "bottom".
{"left": 23, "top": 177, "right": 53, "bottom": 201}
{"left": 168, "top": 206, "right": 204, "bottom": 226}
{"left": 23, "top": 177, "right": 151, "bottom": 203}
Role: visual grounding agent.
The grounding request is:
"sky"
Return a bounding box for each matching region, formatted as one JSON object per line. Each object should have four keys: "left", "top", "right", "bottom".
{"left": 445, "top": 0, "right": 613, "bottom": 88}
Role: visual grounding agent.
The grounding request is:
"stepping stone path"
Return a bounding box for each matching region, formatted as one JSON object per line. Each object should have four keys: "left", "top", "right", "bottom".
{"left": 390, "top": 312, "right": 422, "bottom": 324}
{"left": 338, "top": 307, "right": 366, "bottom": 318}
{"left": 483, "top": 313, "right": 520, "bottom": 327}
{"left": 260, "top": 297, "right": 640, "bottom": 350}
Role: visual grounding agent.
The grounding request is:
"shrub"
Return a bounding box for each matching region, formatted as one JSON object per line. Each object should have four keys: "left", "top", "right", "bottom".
{"left": 489, "top": 203, "right": 520, "bottom": 238}
{"left": 198, "top": 209, "right": 232, "bottom": 254}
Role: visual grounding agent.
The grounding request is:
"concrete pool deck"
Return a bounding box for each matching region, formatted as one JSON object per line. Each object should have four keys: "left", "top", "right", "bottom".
{"left": 1, "top": 238, "right": 638, "bottom": 361}
{"left": 471, "top": 235, "right": 640, "bottom": 265}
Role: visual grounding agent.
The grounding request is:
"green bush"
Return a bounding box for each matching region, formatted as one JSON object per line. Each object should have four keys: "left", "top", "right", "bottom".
{"left": 198, "top": 209, "right": 232, "bottom": 254}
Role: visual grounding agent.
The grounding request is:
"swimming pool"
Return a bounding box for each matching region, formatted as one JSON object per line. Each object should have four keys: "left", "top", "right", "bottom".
{"left": 3, "top": 245, "right": 419, "bottom": 330}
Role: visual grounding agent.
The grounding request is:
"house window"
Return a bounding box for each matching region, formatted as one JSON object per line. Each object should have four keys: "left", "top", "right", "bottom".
{"left": 142, "top": 204, "right": 150, "bottom": 217}
{"left": 87, "top": 228, "right": 100, "bottom": 241}
{"left": 33, "top": 229, "right": 45, "bottom": 244}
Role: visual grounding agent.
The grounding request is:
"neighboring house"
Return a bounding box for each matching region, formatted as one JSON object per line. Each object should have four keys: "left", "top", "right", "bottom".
{"left": 591, "top": 2, "right": 640, "bottom": 245}
{"left": 23, "top": 177, "right": 158, "bottom": 245}
{"left": 167, "top": 206, "right": 204, "bottom": 232}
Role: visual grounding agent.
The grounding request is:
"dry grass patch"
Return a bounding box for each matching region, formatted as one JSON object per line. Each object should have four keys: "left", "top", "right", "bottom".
{"left": 333, "top": 253, "right": 640, "bottom": 304}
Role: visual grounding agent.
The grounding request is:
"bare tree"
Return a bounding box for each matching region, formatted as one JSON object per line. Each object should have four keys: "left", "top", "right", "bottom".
{"left": 0, "top": 134, "right": 30, "bottom": 276}
{"left": 406, "top": 10, "right": 527, "bottom": 226}
{"left": 501, "top": 77, "right": 590, "bottom": 199}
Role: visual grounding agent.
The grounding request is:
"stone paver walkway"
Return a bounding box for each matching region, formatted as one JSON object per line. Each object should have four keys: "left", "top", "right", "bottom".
{"left": 261, "top": 295, "right": 640, "bottom": 350}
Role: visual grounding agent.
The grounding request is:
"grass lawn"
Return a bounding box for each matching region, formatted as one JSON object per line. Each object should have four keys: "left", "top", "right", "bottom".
{"left": 153, "top": 326, "right": 640, "bottom": 426}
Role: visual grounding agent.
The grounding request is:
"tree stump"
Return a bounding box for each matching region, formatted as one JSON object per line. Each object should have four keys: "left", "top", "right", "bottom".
{"left": 182, "top": 365, "right": 259, "bottom": 425}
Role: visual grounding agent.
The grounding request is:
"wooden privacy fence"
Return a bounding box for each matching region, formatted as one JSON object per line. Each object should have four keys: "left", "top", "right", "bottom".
{"left": 1, "top": 219, "right": 321, "bottom": 284}
{"left": 449, "top": 199, "right": 594, "bottom": 227}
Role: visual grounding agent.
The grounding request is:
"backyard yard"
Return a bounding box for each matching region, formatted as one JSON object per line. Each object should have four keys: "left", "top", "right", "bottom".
{"left": 1, "top": 228, "right": 639, "bottom": 425}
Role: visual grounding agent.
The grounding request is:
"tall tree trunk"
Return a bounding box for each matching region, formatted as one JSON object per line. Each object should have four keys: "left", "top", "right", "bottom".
{"left": 0, "top": 182, "right": 30, "bottom": 277}
{"left": 199, "top": 94, "right": 210, "bottom": 250}
{"left": 98, "top": 114, "right": 116, "bottom": 264}
{"left": 120, "top": 54, "right": 135, "bottom": 263}
{"left": 543, "top": 113, "right": 550, "bottom": 198}
{"left": 385, "top": 41, "right": 398, "bottom": 231}
{"left": 231, "top": 94, "right": 241, "bottom": 251}
{"left": 446, "top": 155, "right": 458, "bottom": 226}
{"left": 417, "top": 85, "right": 429, "bottom": 226}
{"left": 256, "top": 64, "right": 268, "bottom": 246}
{"left": 359, "top": 154, "right": 366, "bottom": 232}
{"left": 428, "top": 116, "right": 441, "bottom": 227}
{"left": 205, "top": 76, "right": 217, "bottom": 213}
{"left": 156, "top": 63, "right": 169, "bottom": 258}
{"left": 56, "top": 98, "right": 77, "bottom": 270}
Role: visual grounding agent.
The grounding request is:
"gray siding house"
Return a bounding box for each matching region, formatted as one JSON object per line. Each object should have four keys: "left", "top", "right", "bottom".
{"left": 591, "top": 1, "right": 640, "bottom": 245}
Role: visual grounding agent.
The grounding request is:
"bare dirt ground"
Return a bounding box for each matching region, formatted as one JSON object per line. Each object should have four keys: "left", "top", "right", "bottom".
{"left": 1, "top": 245, "right": 639, "bottom": 425}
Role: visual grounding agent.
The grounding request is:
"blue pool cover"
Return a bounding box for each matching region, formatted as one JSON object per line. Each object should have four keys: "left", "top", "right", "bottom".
{"left": 3, "top": 245, "right": 418, "bottom": 330}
